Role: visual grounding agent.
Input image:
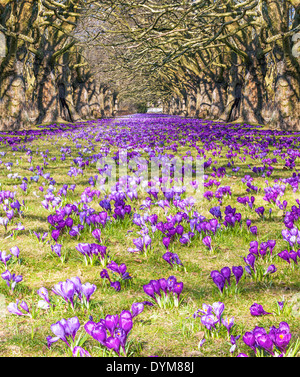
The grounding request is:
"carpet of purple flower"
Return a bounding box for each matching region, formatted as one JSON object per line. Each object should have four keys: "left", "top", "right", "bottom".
{"left": 0, "top": 114, "right": 300, "bottom": 357}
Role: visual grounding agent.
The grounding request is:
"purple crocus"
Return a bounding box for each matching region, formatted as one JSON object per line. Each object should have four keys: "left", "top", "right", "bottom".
{"left": 110, "top": 281, "right": 121, "bottom": 292}
{"left": 202, "top": 236, "right": 212, "bottom": 250}
{"left": 250, "top": 226, "right": 257, "bottom": 236}
{"left": 220, "top": 267, "right": 231, "bottom": 286}
{"left": 210, "top": 270, "right": 225, "bottom": 293}
{"left": 105, "top": 314, "right": 119, "bottom": 336}
{"left": 243, "top": 331, "right": 256, "bottom": 352}
{"left": 51, "top": 244, "right": 62, "bottom": 258}
{"left": 81, "top": 283, "right": 96, "bottom": 303}
{"left": 244, "top": 253, "right": 256, "bottom": 270}
{"left": 73, "top": 346, "right": 91, "bottom": 357}
{"left": 47, "top": 316, "right": 80, "bottom": 349}
{"left": 264, "top": 265, "right": 277, "bottom": 275}
{"left": 37, "top": 287, "right": 50, "bottom": 303}
{"left": 7, "top": 300, "right": 30, "bottom": 316}
{"left": 221, "top": 316, "right": 235, "bottom": 334}
{"left": 232, "top": 266, "right": 243, "bottom": 285}
{"left": 0, "top": 251, "right": 12, "bottom": 267}
{"left": 84, "top": 321, "right": 107, "bottom": 346}
{"left": 201, "top": 314, "right": 218, "bottom": 330}
{"left": 51, "top": 229, "right": 60, "bottom": 242}
{"left": 1, "top": 270, "right": 23, "bottom": 291}
{"left": 92, "top": 229, "right": 102, "bottom": 243}
{"left": 212, "top": 301, "right": 225, "bottom": 321}
{"left": 249, "top": 303, "right": 271, "bottom": 316}
{"left": 131, "top": 302, "right": 144, "bottom": 318}
{"left": 277, "top": 250, "right": 290, "bottom": 264}
{"left": 256, "top": 334, "right": 274, "bottom": 355}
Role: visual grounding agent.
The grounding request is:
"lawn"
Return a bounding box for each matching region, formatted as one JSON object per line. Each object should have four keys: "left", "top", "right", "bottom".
{"left": 0, "top": 114, "right": 299, "bottom": 357}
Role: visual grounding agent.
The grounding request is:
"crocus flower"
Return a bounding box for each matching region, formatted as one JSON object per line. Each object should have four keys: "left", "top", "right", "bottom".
{"left": 110, "top": 281, "right": 121, "bottom": 292}
{"left": 244, "top": 253, "right": 256, "bottom": 270}
{"left": 73, "top": 346, "right": 91, "bottom": 357}
{"left": 277, "top": 250, "right": 290, "bottom": 264}
{"left": 37, "top": 287, "right": 50, "bottom": 303}
{"left": 7, "top": 300, "right": 30, "bottom": 316}
{"left": 202, "top": 236, "right": 212, "bottom": 250}
{"left": 232, "top": 266, "right": 243, "bottom": 285}
{"left": 106, "top": 337, "right": 121, "bottom": 356}
{"left": 131, "top": 302, "right": 144, "bottom": 318}
{"left": 250, "top": 226, "right": 257, "bottom": 236}
{"left": 47, "top": 316, "right": 80, "bottom": 349}
{"left": 220, "top": 267, "right": 231, "bottom": 286}
{"left": 105, "top": 314, "right": 119, "bottom": 336}
{"left": 243, "top": 332, "right": 256, "bottom": 352}
{"left": 201, "top": 314, "right": 218, "bottom": 330}
{"left": 119, "top": 310, "right": 133, "bottom": 335}
{"left": 84, "top": 321, "right": 107, "bottom": 346}
{"left": 51, "top": 244, "right": 62, "bottom": 257}
{"left": 81, "top": 283, "right": 96, "bottom": 303}
{"left": 212, "top": 301, "right": 225, "bottom": 321}
{"left": 0, "top": 251, "right": 12, "bottom": 267}
{"left": 100, "top": 269, "right": 111, "bottom": 281}
{"left": 264, "top": 265, "right": 277, "bottom": 275}
{"left": 249, "top": 303, "right": 271, "bottom": 316}
{"left": 256, "top": 334, "right": 274, "bottom": 355}
{"left": 1, "top": 270, "right": 23, "bottom": 291}
{"left": 210, "top": 270, "right": 225, "bottom": 293}
{"left": 92, "top": 229, "right": 102, "bottom": 243}
{"left": 221, "top": 316, "right": 235, "bottom": 334}
{"left": 51, "top": 229, "right": 60, "bottom": 242}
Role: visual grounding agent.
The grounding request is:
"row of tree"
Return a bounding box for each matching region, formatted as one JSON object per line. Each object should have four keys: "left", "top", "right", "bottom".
{"left": 0, "top": 1, "right": 299, "bottom": 129}
{"left": 82, "top": 0, "right": 299, "bottom": 129}
{"left": 0, "top": 0, "right": 118, "bottom": 130}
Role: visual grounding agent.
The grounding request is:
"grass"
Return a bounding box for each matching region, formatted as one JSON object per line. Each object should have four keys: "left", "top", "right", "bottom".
{"left": 0, "top": 117, "right": 299, "bottom": 357}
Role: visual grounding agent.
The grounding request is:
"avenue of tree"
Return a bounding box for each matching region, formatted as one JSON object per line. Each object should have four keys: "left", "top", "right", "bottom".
{"left": 0, "top": 0, "right": 299, "bottom": 129}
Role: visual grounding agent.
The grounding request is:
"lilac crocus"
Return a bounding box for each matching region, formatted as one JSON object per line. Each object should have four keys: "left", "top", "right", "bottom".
{"left": 0, "top": 251, "right": 12, "bottom": 267}
{"left": 84, "top": 321, "right": 107, "bottom": 346}
{"left": 51, "top": 229, "right": 60, "bottom": 242}
{"left": 51, "top": 244, "right": 62, "bottom": 257}
{"left": 37, "top": 287, "right": 50, "bottom": 303}
{"left": 1, "top": 270, "right": 23, "bottom": 291}
{"left": 212, "top": 301, "right": 225, "bottom": 321}
{"left": 105, "top": 314, "right": 119, "bottom": 336}
{"left": 92, "top": 229, "right": 102, "bottom": 243}
{"left": 47, "top": 316, "right": 80, "bottom": 349}
{"left": 202, "top": 236, "right": 212, "bottom": 250}
{"left": 7, "top": 300, "right": 30, "bottom": 316}
{"left": 221, "top": 316, "right": 235, "bottom": 334}
{"left": 81, "top": 283, "right": 96, "bottom": 303}
{"left": 131, "top": 302, "right": 144, "bottom": 318}
{"left": 264, "top": 265, "right": 277, "bottom": 275}
{"left": 73, "top": 346, "right": 91, "bottom": 357}
{"left": 201, "top": 314, "right": 218, "bottom": 330}
{"left": 210, "top": 270, "right": 225, "bottom": 293}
